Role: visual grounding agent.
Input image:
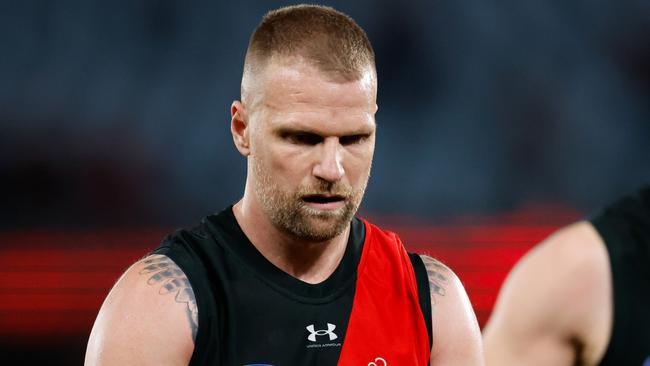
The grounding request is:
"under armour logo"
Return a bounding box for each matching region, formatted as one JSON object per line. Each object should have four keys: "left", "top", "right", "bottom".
{"left": 306, "top": 323, "right": 338, "bottom": 342}
{"left": 368, "top": 357, "right": 387, "bottom": 366}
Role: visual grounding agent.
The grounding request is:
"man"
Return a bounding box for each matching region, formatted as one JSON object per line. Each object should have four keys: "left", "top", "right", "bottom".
{"left": 85, "top": 5, "right": 482, "bottom": 365}
{"left": 483, "top": 186, "right": 650, "bottom": 365}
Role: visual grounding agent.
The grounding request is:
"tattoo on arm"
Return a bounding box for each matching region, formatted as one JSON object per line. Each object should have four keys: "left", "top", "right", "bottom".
{"left": 420, "top": 255, "right": 448, "bottom": 306}
{"left": 139, "top": 254, "right": 199, "bottom": 342}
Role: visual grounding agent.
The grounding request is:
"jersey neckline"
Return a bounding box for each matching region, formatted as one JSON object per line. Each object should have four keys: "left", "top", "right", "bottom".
{"left": 203, "top": 206, "right": 366, "bottom": 302}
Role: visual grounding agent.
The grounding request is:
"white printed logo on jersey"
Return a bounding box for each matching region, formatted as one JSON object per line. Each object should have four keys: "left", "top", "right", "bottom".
{"left": 367, "top": 357, "right": 387, "bottom": 366}
{"left": 306, "top": 323, "right": 338, "bottom": 342}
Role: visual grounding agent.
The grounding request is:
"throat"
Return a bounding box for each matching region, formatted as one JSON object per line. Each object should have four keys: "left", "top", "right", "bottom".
{"left": 232, "top": 200, "right": 351, "bottom": 284}
{"left": 274, "top": 236, "right": 348, "bottom": 284}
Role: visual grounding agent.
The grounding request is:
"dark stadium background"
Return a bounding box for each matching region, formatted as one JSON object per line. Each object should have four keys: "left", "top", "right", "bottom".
{"left": 1, "top": 1, "right": 649, "bottom": 364}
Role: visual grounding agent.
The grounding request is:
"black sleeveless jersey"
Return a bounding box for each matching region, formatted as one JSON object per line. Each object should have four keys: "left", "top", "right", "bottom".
{"left": 591, "top": 186, "right": 650, "bottom": 366}
{"left": 153, "top": 207, "right": 432, "bottom": 365}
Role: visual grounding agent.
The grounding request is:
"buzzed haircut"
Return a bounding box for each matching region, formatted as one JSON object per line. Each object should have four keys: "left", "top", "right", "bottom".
{"left": 243, "top": 4, "right": 376, "bottom": 84}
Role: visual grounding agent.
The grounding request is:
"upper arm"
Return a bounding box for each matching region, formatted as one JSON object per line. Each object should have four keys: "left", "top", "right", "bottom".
{"left": 84, "top": 254, "right": 197, "bottom": 366}
{"left": 482, "top": 221, "right": 612, "bottom": 366}
{"left": 420, "top": 255, "right": 484, "bottom": 366}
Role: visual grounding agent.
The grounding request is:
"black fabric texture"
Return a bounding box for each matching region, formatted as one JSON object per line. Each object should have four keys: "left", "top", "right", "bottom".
{"left": 408, "top": 252, "right": 433, "bottom": 352}
{"left": 153, "top": 207, "right": 366, "bottom": 365}
{"left": 591, "top": 186, "right": 650, "bottom": 366}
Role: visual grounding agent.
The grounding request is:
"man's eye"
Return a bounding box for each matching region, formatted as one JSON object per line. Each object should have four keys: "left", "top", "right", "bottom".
{"left": 286, "top": 133, "right": 322, "bottom": 145}
{"left": 339, "top": 134, "right": 368, "bottom": 145}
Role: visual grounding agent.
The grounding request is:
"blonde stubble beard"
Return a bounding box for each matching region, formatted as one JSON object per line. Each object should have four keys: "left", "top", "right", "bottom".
{"left": 251, "top": 155, "right": 370, "bottom": 242}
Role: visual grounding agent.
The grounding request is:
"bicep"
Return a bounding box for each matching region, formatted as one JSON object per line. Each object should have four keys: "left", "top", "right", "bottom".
{"left": 84, "top": 254, "right": 197, "bottom": 366}
{"left": 420, "top": 255, "right": 483, "bottom": 366}
{"left": 482, "top": 273, "right": 575, "bottom": 366}
{"left": 481, "top": 225, "right": 600, "bottom": 366}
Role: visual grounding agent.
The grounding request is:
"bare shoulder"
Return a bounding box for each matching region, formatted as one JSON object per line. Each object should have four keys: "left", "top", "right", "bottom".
{"left": 419, "top": 255, "right": 484, "bottom": 366}
{"left": 487, "top": 221, "right": 610, "bottom": 325}
{"left": 419, "top": 255, "right": 451, "bottom": 305}
{"left": 483, "top": 221, "right": 612, "bottom": 366}
{"left": 84, "top": 254, "right": 197, "bottom": 366}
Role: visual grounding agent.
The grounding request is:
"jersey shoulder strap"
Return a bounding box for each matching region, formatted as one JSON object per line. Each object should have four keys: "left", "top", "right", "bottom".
{"left": 408, "top": 252, "right": 433, "bottom": 350}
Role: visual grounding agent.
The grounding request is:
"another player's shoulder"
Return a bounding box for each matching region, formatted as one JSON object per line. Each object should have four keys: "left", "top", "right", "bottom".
{"left": 85, "top": 254, "right": 197, "bottom": 365}
{"left": 590, "top": 187, "right": 650, "bottom": 247}
{"left": 494, "top": 221, "right": 609, "bottom": 309}
{"left": 594, "top": 185, "right": 650, "bottom": 223}
{"left": 483, "top": 221, "right": 612, "bottom": 365}
{"left": 523, "top": 221, "right": 608, "bottom": 280}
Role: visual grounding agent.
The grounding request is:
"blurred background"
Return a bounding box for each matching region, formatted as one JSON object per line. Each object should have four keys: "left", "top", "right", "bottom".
{"left": 1, "top": 0, "right": 648, "bottom": 364}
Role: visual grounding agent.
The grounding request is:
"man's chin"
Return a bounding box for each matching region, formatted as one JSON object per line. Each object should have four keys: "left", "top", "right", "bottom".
{"left": 296, "top": 215, "right": 351, "bottom": 242}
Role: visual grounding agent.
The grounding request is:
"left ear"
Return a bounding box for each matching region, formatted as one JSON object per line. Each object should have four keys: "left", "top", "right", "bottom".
{"left": 230, "top": 100, "right": 250, "bottom": 156}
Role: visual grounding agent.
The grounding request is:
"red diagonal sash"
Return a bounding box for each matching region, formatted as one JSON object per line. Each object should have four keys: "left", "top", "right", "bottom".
{"left": 337, "top": 220, "right": 430, "bottom": 365}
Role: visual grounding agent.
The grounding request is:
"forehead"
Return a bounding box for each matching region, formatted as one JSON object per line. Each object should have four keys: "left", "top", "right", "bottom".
{"left": 255, "top": 58, "right": 377, "bottom": 134}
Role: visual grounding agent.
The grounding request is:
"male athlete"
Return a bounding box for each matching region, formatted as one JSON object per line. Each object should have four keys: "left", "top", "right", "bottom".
{"left": 483, "top": 186, "right": 650, "bottom": 365}
{"left": 85, "top": 5, "right": 482, "bottom": 365}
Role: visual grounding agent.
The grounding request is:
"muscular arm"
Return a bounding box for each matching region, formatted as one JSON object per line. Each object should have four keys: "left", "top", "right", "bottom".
{"left": 421, "top": 255, "right": 484, "bottom": 366}
{"left": 482, "top": 222, "right": 612, "bottom": 366}
{"left": 85, "top": 254, "right": 197, "bottom": 366}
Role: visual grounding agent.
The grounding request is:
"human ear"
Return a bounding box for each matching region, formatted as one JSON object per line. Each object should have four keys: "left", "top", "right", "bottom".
{"left": 230, "top": 100, "right": 250, "bottom": 156}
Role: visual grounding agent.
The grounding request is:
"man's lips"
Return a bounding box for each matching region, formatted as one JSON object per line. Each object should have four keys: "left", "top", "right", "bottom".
{"left": 301, "top": 194, "right": 347, "bottom": 210}
{"left": 301, "top": 194, "right": 346, "bottom": 204}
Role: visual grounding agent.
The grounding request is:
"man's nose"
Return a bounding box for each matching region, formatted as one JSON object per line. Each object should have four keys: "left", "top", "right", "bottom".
{"left": 312, "top": 138, "right": 345, "bottom": 183}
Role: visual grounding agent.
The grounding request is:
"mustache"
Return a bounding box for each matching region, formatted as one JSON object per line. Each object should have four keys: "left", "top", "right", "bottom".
{"left": 297, "top": 180, "right": 352, "bottom": 197}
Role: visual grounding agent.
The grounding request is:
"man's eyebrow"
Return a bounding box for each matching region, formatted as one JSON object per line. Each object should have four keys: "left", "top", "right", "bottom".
{"left": 273, "top": 126, "right": 321, "bottom": 135}
{"left": 273, "top": 125, "right": 374, "bottom": 137}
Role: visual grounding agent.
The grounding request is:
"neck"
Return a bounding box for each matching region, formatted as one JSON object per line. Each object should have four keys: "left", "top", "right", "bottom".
{"left": 232, "top": 198, "right": 350, "bottom": 284}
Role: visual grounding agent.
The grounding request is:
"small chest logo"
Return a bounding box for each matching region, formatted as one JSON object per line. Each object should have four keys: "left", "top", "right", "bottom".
{"left": 368, "top": 357, "right": 387, "bottom": 366}
{"left": 306, "top": 323, "right": 338, "bottom": 342}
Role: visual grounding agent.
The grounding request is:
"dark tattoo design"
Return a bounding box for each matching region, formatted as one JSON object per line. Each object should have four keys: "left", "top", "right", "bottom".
{"left": 139, "top": 254, "right": 199, "bottom": 342}
{"left": 420, "top": 255, "right": 448, "bottom": 306}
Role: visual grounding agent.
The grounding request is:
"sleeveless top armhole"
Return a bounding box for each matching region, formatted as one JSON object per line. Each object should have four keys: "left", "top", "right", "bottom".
{"left": 152, "top": 233, "right": 220, "bottom": 366}
{"left": 408, "top": 252, "right": 433, "bottom": 351}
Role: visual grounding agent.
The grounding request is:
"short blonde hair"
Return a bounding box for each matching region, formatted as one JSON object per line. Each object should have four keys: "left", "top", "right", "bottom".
{"left": 242, "top": 4, "right": 375, "bottom": 88}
